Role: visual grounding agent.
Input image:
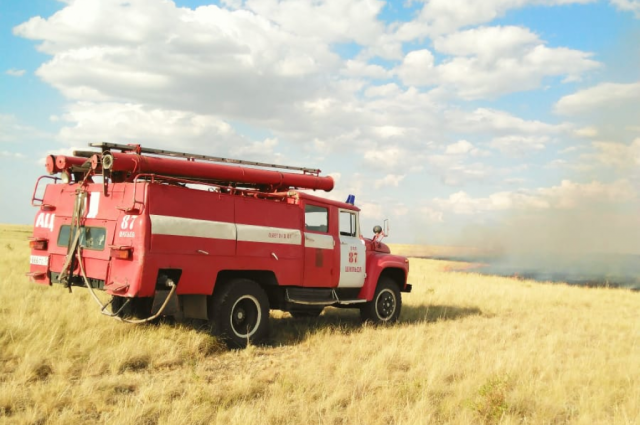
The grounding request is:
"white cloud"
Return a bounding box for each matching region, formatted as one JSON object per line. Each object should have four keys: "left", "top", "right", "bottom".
{"left": 374, "top": 173, "right": 405, "bottom": 188}
{"left": 241, "top": 0, "right": 386, "bottom": 45}
{"left": 434, "top": 179, "right": 636, "bottom": 215}
{"left": 490, "top": 135, "right": 549, "bottom": 156}
{"left": 444, "top": 140, "right": 489, "bottom": 156}
{"left": 583, "top": 139, "right": 640, "bottom": 169}
{"left": 229, "top": 137, "right": 282, "bottom": 163}
{"left": 55, "top": 102, "right": 250, "bottom": 155}
{"left": 14, "top": 1, "right": 340, "bottom": 120}
{"left": 433, "top": 25, "right": 538, "bottom": 59}
{"left": 393, "top": 0, "right": 597, "bottom": 42}
{"left": 363, "top": 146, "right": 407, "bottom": 169}
{"left": 372, "top": 126, "right": 406, "bottom": 139}
{"left": 426, "top": 154, "right": 495, "bottom": 186}
{"left": 446, "top": 107, "right": 566, "bottom": 136}
{"left": 554, "top": 81, "right": 640, "bottom": 142}
{"left": 396, "top": 49, "right": 436, "bottom": 87}
{"left": 538, "top": 179, "right": 637, "bottom": 208}
{"left": 554, "top": 81, "right": 640, "bottom": 115}
{"left": 363, "top": 83, "right": 402, "bottom": 98}
{"left": 609, "top": 0, "right": 640, "bottom": 17}
{"left": 396, "top": 26, "right": 600, "bottom": 99}
{"left": 445, "top": 140, "right": 475, "bottom": 155}
{"left": 573, "top": 126, "right": 598, "bottom": 138}
{"left": 341, "top": 59, "right": 391, "bottom": 79}
{"left": 5, "top": 69, "right": 26, "bottom": 77}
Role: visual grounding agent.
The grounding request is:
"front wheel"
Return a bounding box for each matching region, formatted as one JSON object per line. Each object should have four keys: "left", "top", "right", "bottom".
{"left": 360, "top": 278, "right": 402, "bottom": 324}
{"left": 209, "top": 279, "right": 270, "bottom": 348}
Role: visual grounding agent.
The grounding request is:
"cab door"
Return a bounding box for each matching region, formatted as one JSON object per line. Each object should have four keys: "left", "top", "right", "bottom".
{"left": 338, "top": 209, "right": 365, "bottom": 288}
{"left": 302, "top": 203, "right": 335, "bottom": 287}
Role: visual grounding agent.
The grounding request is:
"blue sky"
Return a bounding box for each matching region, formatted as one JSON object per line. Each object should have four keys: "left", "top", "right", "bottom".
{"left": 1, "top": 0, "right": 640, "bottom": 251}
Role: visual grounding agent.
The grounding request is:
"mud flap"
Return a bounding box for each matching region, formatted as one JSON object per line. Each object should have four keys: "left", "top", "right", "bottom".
{"left": 151, "top": 289, "right": 180, "bottom": 316}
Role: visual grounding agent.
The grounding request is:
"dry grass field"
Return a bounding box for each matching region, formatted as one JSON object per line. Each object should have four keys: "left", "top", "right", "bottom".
{"left": 1, "top": 224, "right": 639, "bottom": 424}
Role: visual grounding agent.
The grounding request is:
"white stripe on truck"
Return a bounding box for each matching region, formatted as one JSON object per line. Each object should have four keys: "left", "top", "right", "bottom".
{"left": 150, "top": 215, "right": 302, "bottom": 245}
{"left": 236, "top": 224, "right": 302, "bottom": 245}
{"left": 304, "top": 232, "right": 334, "bottom": 249}
{"left": 150, "top": 215, "right": 236, "bottom": 240}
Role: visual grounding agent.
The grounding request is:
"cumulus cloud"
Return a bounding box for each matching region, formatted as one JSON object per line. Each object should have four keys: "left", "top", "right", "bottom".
{"left": 554, "top": 81, "right": 640, "bottom": 142}
{"left": 609, "top": 0, "right": 640, "bottom": 17}
{"left": 425, "top": 140, "right": 495, "bottom": 189}
{"left": 573, "top": 126, "right": 598, "bottom": 138}
{"left": 445, "top": 107, "right": 567, "bottom": 136}
{"left": 374, "top": 173, "right": 405, "bottom": 188}
{"left": 393, "top": 0, "right": 598, "bottom": 41}
{"left": 54, "top": 102, "right": 255, "bottom": 156}
{"left": 582, "top": 138, "right": 640, "bottom": 170}
{"left": 444, "top": 140, "right": 489, "bottom": 156}
{"left": 341, "top": 60, "right": 391, "bottom": 79}
{"left": 14, "top": 0, "right": 340, "bottom": 120}
{"left": 434, "top": 179, "right": 637, "bottom": 216}
{"left": 396, "top": 26, "right": 600, "bottom": 99}
{"left": 239, "top": 0, "right": 386, "bottom": 45}
{"left": 396, "top": 49, "right": 437, "bottom": 87}
{"left": 490, "top": 135, "right": 549, "bottom": 156}
{"left": 555, "top": 81, "right": 640, "bottom": 115}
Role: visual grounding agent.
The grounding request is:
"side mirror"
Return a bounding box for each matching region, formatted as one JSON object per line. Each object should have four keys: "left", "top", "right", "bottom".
{"left": 372, "top": 219, "right": 389, "bottom": 243}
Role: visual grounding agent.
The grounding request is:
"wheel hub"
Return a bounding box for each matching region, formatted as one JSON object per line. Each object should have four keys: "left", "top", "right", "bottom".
{"left": 230, "top": 296, "right": 261, "bottom": 338}
{"left": 376, "top": 290, "right": 396, "bottom": 319}
{"left": 236, "top": 309, "right": 245, "bottom": 321}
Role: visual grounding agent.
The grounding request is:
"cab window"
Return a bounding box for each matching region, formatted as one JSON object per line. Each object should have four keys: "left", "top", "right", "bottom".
{"left": 339, "top": 211, "right": 358, "bottom": 237}
{"left": 305, "top": 205, "right": 328, "bottom": 233}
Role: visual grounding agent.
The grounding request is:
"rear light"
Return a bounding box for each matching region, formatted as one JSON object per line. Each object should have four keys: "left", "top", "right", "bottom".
{"left": 110, "top": 246, "right": 133, "bottom": 260}
{"left": 29, "top": 238, "right": 48, "bottom": 250}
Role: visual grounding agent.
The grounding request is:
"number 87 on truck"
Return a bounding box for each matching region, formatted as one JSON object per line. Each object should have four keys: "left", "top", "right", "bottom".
{"left": 28, "top": 143, "right": 411, "bottom": 348}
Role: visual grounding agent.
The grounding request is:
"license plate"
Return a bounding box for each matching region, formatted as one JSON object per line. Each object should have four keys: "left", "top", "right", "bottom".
{"left": 30, "top": 255, "right": 49, "bottom": 266}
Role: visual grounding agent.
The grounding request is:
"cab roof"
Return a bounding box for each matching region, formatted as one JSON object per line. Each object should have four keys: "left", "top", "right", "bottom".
{"left": 296, "top": 191, "right": 360, "bottom": 212}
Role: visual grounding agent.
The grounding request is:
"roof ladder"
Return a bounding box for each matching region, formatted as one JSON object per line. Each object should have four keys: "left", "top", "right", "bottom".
{"left": 88, "top": 142, "right": 321, "bottom": 175}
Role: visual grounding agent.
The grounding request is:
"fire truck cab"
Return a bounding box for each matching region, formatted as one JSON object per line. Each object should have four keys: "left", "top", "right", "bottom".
{"left": 28, "top": 143, "right": 411, "bottom": 347}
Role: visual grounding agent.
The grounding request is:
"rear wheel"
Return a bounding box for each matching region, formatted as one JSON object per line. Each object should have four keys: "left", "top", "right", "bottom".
{"left": 209, "top": 279, "right": 270, "bottom": 348}
{"left": 360, "top": 277, "right": 401, "bottom": 324}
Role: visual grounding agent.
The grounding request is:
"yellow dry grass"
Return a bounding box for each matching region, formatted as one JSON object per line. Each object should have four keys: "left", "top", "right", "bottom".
{"left": 1, "top": 224, "right": 639, "bottom": 424}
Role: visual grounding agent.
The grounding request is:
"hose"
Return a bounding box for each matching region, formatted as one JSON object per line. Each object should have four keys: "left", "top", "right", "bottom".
{"left": 75, "top": 247, "right": 177, "bottom": 324}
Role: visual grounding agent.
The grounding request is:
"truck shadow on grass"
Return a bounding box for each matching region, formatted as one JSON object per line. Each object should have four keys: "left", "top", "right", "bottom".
{"left": 266, "top": 304, "right": 482, "bottom": 347}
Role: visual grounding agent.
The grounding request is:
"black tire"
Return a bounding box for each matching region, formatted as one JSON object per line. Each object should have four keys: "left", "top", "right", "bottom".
{"left": 289, "top": 307, "right": 324, "bottom": 319}
{"left": 360, "top": 277, "right": 402, "bottom": 324}
{"left": 209, "top": 279, "right": 270, "bottom": 349}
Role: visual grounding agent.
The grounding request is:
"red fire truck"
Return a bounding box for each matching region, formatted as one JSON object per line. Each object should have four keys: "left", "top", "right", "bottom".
{"left": 28, "top": 143, "right": 411, "bottom": 347}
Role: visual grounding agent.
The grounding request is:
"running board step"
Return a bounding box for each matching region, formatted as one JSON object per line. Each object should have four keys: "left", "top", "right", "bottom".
{"left": 286, "top": 287, "right": 367, "bottom": 306}
{"left": 286, "top": 287, "right": 336, "bottom": 305}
